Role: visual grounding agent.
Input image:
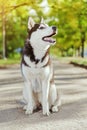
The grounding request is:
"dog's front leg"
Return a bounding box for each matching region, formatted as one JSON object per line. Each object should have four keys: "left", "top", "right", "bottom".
{"left": 42, "top": 80, "right": 50, "bottom": 116}
{"left": 24, "top": 81, "right": 33, "bottom": 115}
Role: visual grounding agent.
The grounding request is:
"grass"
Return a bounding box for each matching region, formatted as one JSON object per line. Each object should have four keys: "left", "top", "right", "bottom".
{"left": 70, "top": 58, "right": 87, "bottom": 66}
{"left": 50, "top": 47, "right": 87, "bottom": 67}
{"left": 0, "top": 58, "right": 20, "bottom": 67}
{"left": 55, "top": 56, "right": 87, "bottom": 67}
{"left": 50, "top": 47, "right": 87, "bottom": 66}
{"left": 0, "top": 53, "right": 21, "bottom": 67}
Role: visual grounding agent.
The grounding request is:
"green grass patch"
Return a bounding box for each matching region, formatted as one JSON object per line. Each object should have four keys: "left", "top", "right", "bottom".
{"left": 0, "top": 58, "right": 20, "bottom": 67}
{"left": 58, "top": 57, "right": 87, "bottom": 66}
{"left": 0, "top": 53, "right": 21, "bottom": 67}
{"left": 71, "top": 58, "right": 87, "bottom": 66}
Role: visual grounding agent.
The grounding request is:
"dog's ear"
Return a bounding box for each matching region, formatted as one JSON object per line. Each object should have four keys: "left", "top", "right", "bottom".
{"left": 28, "top": 17, "right": 35, "bottom": 30}
{"left": 40, "top": 17, "right": 45, "bottom": 24}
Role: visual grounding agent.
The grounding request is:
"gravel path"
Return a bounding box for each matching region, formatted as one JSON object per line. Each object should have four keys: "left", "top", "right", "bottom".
{"left": 0, "top": 58, "right": 87, "bottom": 130}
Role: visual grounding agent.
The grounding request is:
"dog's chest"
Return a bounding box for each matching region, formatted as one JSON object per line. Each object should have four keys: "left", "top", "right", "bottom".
{"left": 22, "top": 58, "right": 51, "bottom": 93}
{"left": 22, "top": 66, "right": 47, "bottom": 93}
{"left": 24, "top": 54, "right": 49, "bottom": 68}
{"left": 31, "top": 76, "right": 42, "bottom": 92}
{"left": 22, "top": 45, "right": 51, "bottom": 92}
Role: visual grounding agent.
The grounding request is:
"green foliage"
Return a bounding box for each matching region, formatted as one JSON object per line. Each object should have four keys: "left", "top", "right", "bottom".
{"left": 51, "top": 0, "right": 87, "bottom": 56}
{"left": 0, "top": 0, "right": 87, "bottom": 58}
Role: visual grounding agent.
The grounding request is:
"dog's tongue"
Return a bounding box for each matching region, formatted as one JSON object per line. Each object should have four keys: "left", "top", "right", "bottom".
{"left": 44, "top": 37, "right": 55, "bottom": 43}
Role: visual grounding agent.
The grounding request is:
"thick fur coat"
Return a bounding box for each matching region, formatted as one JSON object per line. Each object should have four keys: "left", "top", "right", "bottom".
{"left": 21, "top": 17, "right": 61, "bottom": 116}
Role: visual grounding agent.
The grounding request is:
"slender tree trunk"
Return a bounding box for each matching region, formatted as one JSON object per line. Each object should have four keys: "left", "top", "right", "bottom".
{"left": 2, "top": 6, "right": 7, "bottom": 59}
{"left": 77, "top": 47, "right": 81, "bottom": 57}
{"left": 81, "top": 31, "right": 85, "bottom": 58}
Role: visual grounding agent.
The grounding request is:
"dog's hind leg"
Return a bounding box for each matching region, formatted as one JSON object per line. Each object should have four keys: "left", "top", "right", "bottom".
{"left": 50, "top": 83, "right": 61, "bottom": 113}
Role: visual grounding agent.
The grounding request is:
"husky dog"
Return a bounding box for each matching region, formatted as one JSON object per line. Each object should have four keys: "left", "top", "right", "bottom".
{"left": 21, "top": 17, "right": 61, "bottom": 116}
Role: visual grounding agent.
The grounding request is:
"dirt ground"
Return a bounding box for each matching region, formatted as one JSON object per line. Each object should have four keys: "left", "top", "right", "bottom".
{"left": 0, "top": 58, "right": 87, "bottom": 130}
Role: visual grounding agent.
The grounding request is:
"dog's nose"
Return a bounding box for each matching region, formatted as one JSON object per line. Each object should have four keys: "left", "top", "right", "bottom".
{"left": 52, "top": 26, "right": 56, "bottom": 31}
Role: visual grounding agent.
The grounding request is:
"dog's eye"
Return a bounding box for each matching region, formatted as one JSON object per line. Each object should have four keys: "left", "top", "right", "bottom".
{"left": 39, "top": 26, "right": 45, "bottom": 29}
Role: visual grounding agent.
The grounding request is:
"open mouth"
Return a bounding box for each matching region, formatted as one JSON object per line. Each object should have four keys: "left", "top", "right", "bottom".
{"left": 42, "top": 32, "right": 56, "bottom": 43}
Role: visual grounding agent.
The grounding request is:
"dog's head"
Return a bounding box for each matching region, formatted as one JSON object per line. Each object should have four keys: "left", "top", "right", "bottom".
{"left": 27, "top": 17, "right": 57, "bottom": 48}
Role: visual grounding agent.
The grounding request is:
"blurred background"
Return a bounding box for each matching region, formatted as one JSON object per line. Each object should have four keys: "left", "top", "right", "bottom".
{"left": 0, "top": 0, "right": 87, "bottom": 66}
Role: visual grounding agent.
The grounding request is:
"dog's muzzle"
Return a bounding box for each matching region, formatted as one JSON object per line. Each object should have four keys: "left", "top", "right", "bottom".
{"left": 42, "top": 27, "right": 57, "bottom": 44}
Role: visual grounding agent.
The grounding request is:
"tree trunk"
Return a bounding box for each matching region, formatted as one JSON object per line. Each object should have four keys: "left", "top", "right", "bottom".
{"left": 2, "top": 6, "right": 7, "bottom": 59}
{"left": 81, "top": 31, "right": 85, "bottom": 58}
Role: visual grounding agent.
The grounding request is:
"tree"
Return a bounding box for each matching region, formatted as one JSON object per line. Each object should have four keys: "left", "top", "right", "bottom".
{"left": 48, "top": 0, "right": 87, "bottom": 57}
{"left": 0, "top": 0, "right": 43, "bottom": 58}
{"left": 0, "top": 0, "right": 87, "bottom": 58}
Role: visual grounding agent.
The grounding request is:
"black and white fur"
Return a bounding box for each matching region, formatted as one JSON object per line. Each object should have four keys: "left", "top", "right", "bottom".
{"left": 21, "top": 17, "right": 61, "bottom": 116}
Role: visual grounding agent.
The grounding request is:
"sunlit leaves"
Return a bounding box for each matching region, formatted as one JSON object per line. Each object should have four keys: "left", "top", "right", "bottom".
{"left": 48, "top": 0, "right": 87, "bottom": 56}
{"left": 0, "top": 0, "right": 87, "bottom": 57}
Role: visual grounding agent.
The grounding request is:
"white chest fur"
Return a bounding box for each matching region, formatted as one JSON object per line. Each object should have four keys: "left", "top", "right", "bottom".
{"left": 22, "top": 63, "right": 51, "bottom": 93}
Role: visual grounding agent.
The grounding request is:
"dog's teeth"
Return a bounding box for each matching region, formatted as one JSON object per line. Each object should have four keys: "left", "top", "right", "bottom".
{"left": 44, "top": 37, "right": 55, "bottom": 43}
{"left": 44, "top": 37, "right": 49, "bottom": 40}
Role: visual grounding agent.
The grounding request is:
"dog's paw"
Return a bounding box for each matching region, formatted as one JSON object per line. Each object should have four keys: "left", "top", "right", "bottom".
{"left": 25, "top": 105, "right": 33, "bottom": 115}
{"left": 52, "top": 106, "right": 59, "bottom": 113}
{"left": 43, "top": 110, "right": 50, "bottom": 116}
{"left": 42, "top": 103, "right": 50, "bottom": 116}
{"left": 25, "top": 109, "right": 33, "bottom": 115}
{"left": 43, "top": 107, "right": 50, "bottom": 116}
